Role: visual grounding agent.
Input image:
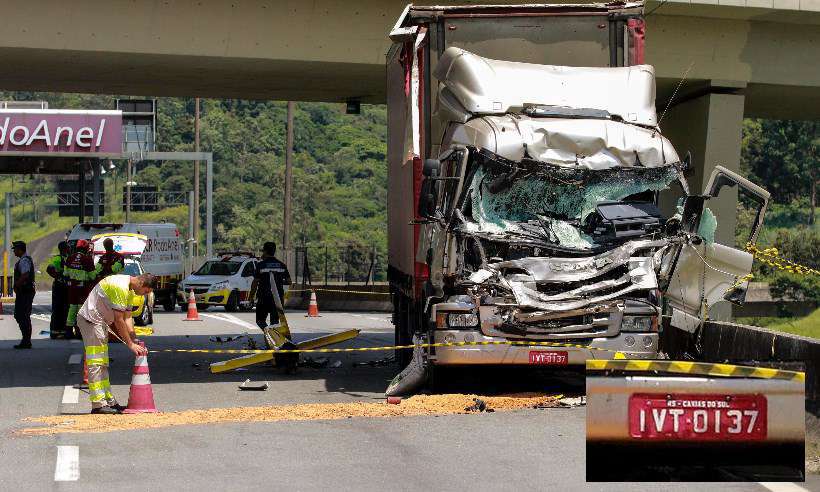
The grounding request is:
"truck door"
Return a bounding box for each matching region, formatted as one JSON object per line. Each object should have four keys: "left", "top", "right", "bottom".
{"left": 664, "top": 166, "right": 770, "bottom": 332}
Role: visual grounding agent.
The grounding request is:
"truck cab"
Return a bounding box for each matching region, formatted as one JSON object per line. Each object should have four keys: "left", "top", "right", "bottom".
{"left": 386, "top": 3, "right": 770, "bottom": 392}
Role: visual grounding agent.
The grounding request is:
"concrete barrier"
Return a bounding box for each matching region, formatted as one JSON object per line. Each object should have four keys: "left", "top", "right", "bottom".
{"left": 284, "top": 286, "right": 392, "bottom": 312}
{"left": 665, "top": 321, "right": 819, "bottom": 405}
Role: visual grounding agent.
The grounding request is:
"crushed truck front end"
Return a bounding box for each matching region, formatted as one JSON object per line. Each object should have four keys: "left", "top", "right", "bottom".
{"left": 386, "top": 4, "right": 769, "bottom": 395}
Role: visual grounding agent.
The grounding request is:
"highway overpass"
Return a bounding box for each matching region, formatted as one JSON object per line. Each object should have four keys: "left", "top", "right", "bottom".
{"left": 0, "top": 1, "right": 817, "bottom": 120}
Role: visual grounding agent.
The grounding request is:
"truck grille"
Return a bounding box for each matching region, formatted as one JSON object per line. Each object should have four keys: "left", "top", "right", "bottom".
{"left": 536, "top": 265, "right": 629, "bottom": 296}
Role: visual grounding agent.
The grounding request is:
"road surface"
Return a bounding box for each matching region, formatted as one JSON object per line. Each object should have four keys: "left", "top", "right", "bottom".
{"left": 0, "top": 294, "right": 815, "bottom": 490}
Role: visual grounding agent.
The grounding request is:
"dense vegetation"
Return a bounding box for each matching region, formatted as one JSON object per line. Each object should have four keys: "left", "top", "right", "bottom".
{"left": 0, "top": 93, "right": 387, "bottom": 282}
{"left": 740, "top": 119, "right": 818, "bottom": 308}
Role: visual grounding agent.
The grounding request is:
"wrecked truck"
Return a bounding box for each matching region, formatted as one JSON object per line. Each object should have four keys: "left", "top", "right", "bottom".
{"left": 386, "top": 3, "right": 770, "bottom": 393}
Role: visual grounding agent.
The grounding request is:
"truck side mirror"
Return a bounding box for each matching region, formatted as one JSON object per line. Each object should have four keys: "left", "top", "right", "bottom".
{"left": 417, "top": 177, "right": 440, "bottom": 220}
{"left": 681, "top": 151, "right": 691, "bottom": 172}
{"left": 423, "top": 159, "right": 440, "bottom": 177}
{"left": 723, "top": 283, "right": 748, "bottom": 306}
{"left": 681, "top": 195, "right": 706, "bottom": 233}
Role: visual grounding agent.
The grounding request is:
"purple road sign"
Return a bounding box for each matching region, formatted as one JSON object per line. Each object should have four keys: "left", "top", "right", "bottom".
{"left": 0, "top": 110, "right": 122, "bottom": 155}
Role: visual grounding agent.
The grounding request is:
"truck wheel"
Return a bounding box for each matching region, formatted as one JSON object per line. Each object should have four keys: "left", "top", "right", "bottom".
{"left": 225, "top": 291, "right": 239, "bottom": 312}
{"left": 163, "top": 299, "right": 176, "bottom": 312}
{"left": 196, "top": 303, "right": 209, "bottom": 312}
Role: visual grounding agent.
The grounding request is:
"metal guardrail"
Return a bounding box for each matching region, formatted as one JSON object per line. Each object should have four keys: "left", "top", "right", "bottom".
{"left": 292, "top": 244, "right": 386, "bottom": 288}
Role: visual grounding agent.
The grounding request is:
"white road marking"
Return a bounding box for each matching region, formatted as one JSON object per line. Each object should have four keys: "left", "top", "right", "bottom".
{"left": 68, "top": 353, "right": 82, "bottom": 365}
{"left": 350, "top": 313, "right": 386, "bottom": 322}
{"left": 70, "top": 339, "right": 82, "bottom": 344}
{"left": 32, "top": 314, "right": 51, "bottom": 322}
{"left": 759, "top": 483, "right": 810, "bottom": 492}
{"left": 61, "top": 385, "right": 79, "bottom": 404}
{"left": 201, "top": 312, "right": 257, "bottom": 330}
{"left": 54, "top": 445, "right": 79, "bottom": 481}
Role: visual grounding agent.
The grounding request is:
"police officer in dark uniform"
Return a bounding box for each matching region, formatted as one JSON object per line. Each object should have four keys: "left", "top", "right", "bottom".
{"left": 254, "top": 241, "right": 291, "bottom": 329}
{"left": 12, "top": 241, "right": 35, "bottom": 349}
{"left": 46, "top": 241, "right": 70, "bottom": 339}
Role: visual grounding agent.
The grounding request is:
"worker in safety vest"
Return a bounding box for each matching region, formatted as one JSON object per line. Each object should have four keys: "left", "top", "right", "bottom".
{"left": 46, "top": 241, "right": 71, "bottom": 338}
{"left": 65, "top": 240, "right": 98, "bottom": 337}
{"left": 12, "top": 241, "right": 35, "bottom": 349}
{"left": 96, "top": 238, "right": 125, "bottom": 282}
{"left": 77, "top": 273, "right": 156, "bottom": 414}
{"left": 254, "top": 241, "right": 291, "bottom": 329}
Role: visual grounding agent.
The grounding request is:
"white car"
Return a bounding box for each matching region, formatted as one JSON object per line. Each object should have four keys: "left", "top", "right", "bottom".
{"left": 177, "top": 253, "right": 258, "bottom": 312}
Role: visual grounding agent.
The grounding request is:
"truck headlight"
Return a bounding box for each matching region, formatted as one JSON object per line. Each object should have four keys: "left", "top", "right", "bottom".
{"left": 447, "top": 313, "right": 479, "bottom": 328}
{"left": 621, "top": 316, "right": 654, "bottom": 332}
{"left": 210, "top": 281, "right": 229, "bottom": 291}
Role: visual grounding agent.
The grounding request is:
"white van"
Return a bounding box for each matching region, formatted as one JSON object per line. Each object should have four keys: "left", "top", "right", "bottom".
{"left": 68, "top": 222, "right": 183, "bottom": 311}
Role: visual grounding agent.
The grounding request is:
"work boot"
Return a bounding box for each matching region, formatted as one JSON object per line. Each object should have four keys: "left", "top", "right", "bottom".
{"left": 13, "top": 342, "right": 32, "bottom": 349}
{"left": 90, "top": 406, "right": 121, "bottom": 415}
{"left": 110, "top": 403, "right": 126, "bottom": 413}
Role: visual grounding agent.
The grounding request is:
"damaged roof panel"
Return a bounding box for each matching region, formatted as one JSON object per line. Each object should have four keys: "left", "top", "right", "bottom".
{"left": 434, "top": 48, "right": 659, "bottom": 127}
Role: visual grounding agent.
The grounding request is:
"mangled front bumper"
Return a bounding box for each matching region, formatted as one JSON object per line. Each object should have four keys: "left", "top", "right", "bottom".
{"left": 432, "top": 330, "right": 658, "bottom": 365}
{"left": 430, "top": 239, "right": 667, "bottom": 364}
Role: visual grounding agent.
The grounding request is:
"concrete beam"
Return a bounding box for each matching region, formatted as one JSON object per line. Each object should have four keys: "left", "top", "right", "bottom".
{"left": 0, "top": 0, "right": 817, "bottom": 117}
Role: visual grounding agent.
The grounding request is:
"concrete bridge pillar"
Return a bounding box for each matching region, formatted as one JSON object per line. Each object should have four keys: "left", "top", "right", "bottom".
{"left": 660, "top": 80, "right": 747, "bottom": 320}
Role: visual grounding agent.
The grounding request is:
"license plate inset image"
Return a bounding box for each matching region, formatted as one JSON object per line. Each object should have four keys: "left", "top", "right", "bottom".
{"left": 628, "top": 393, "right": 767, "bottom": 442}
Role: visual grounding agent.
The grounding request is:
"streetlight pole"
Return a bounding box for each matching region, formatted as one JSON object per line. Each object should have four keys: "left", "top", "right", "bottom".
{"left": 194, "top": 97, "right": 200, "bottom": 259}
{"left": 283, "top": 101, "right": 294, "bottom": 271}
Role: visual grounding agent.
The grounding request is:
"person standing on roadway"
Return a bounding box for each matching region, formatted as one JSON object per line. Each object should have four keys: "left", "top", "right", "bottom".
{"left": 254, "top": 241, "right": 291, "bottom": 329}
{"left": 12, "top": 241, "right": 35, "bottom": 349}
{"left": 78, "top": 273, "right": 156, "bottom": 414}
{"left": 46, "top": 241, "right": 70, "bottom": 339}
{"left": 65, "top": 240, "right": 97, "bottom": 338}
{"left": 96, "top": 238, "right": 125, "bottom": 282}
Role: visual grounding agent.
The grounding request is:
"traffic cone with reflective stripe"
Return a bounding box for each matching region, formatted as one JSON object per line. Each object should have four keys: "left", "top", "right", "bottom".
{"left": 81, "top": 355, "right": 89, "bottom": 388}
{"left": 182, "top": 289, "right": 202, "bottom": 321}
{"left": 305, "top": 290, "right": 321, "bottom": 317}
{"left": 123, "top": 341, "right": 157, "bottom": 414}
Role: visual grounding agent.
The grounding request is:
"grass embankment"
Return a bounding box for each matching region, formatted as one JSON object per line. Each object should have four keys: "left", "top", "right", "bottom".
{"left": 736, "top": 308, "right": 820, "bottom": 340}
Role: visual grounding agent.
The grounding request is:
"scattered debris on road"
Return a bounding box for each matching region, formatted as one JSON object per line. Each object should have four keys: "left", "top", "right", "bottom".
{"left": 209, "top": 335, "right": 244, "bottom": 343}
{"left": 465, "top": 398, "right": 494, "bottom": 413}
{"left": 556, "top": 396, "right": 586, "bottom": 408}
{"left": 353, "top": 355, "right": 396, "bottom": 368}
{"left": 300, "top": 357, "right": 329, "bottom": 368}
{"left": 20, "top": 393, "right": 562, "bottom": 435}
{"left": 238, "top": 379, "right": 269, "bottom": 391}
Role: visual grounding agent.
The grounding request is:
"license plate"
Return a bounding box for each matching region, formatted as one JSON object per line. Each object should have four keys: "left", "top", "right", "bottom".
{"left": 529, "top": 351, "right": 568, "bottom": 365}
{"left": 628, "top": 393, "right": 767, "bottom": 441}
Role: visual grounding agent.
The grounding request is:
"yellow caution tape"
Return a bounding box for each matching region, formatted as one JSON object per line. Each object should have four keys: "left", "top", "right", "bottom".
{"left": 134, "top": 326, "right": 154, "bottom": 336}
{"left": 151, "top": 339, "right": 627, "bottom": 356}
{"left": 586, "top": 359, "right": 805, "bottom": 382}
{"left": 746, "top": 243, "right": 819, "bottom": 276}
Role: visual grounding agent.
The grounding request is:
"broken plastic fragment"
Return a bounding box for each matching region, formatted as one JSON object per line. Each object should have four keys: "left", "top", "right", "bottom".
{"left": 698, "top": 207, "right": 717, "bottom": 244}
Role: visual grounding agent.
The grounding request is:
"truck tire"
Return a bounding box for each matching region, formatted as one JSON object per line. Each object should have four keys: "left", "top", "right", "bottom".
{"left": 196, "top": 303, "right": 209, "bottom": 312}
{"left": 225, "top": 291, "right": 239, "bottom": 312}
{"left": 163, "top": 298, "right": 177, "bottom": 312}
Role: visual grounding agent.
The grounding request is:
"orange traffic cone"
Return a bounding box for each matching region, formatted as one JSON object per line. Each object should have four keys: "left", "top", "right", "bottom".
{"left": 123, "top": 341, "right": 157, "bottom": 414}
{"left": 182, "top": 290, "right": 202, "bottom": 321}
{"left": 305, "top": 290, "right": 321, "bottom": 317}
{"left": 81, "top": 355, "right": 89, "bottom": 388}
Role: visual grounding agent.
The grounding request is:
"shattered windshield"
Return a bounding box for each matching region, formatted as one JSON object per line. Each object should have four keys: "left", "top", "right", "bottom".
{"left": 464, "top": 160, "right": 679, "bottom": 249}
